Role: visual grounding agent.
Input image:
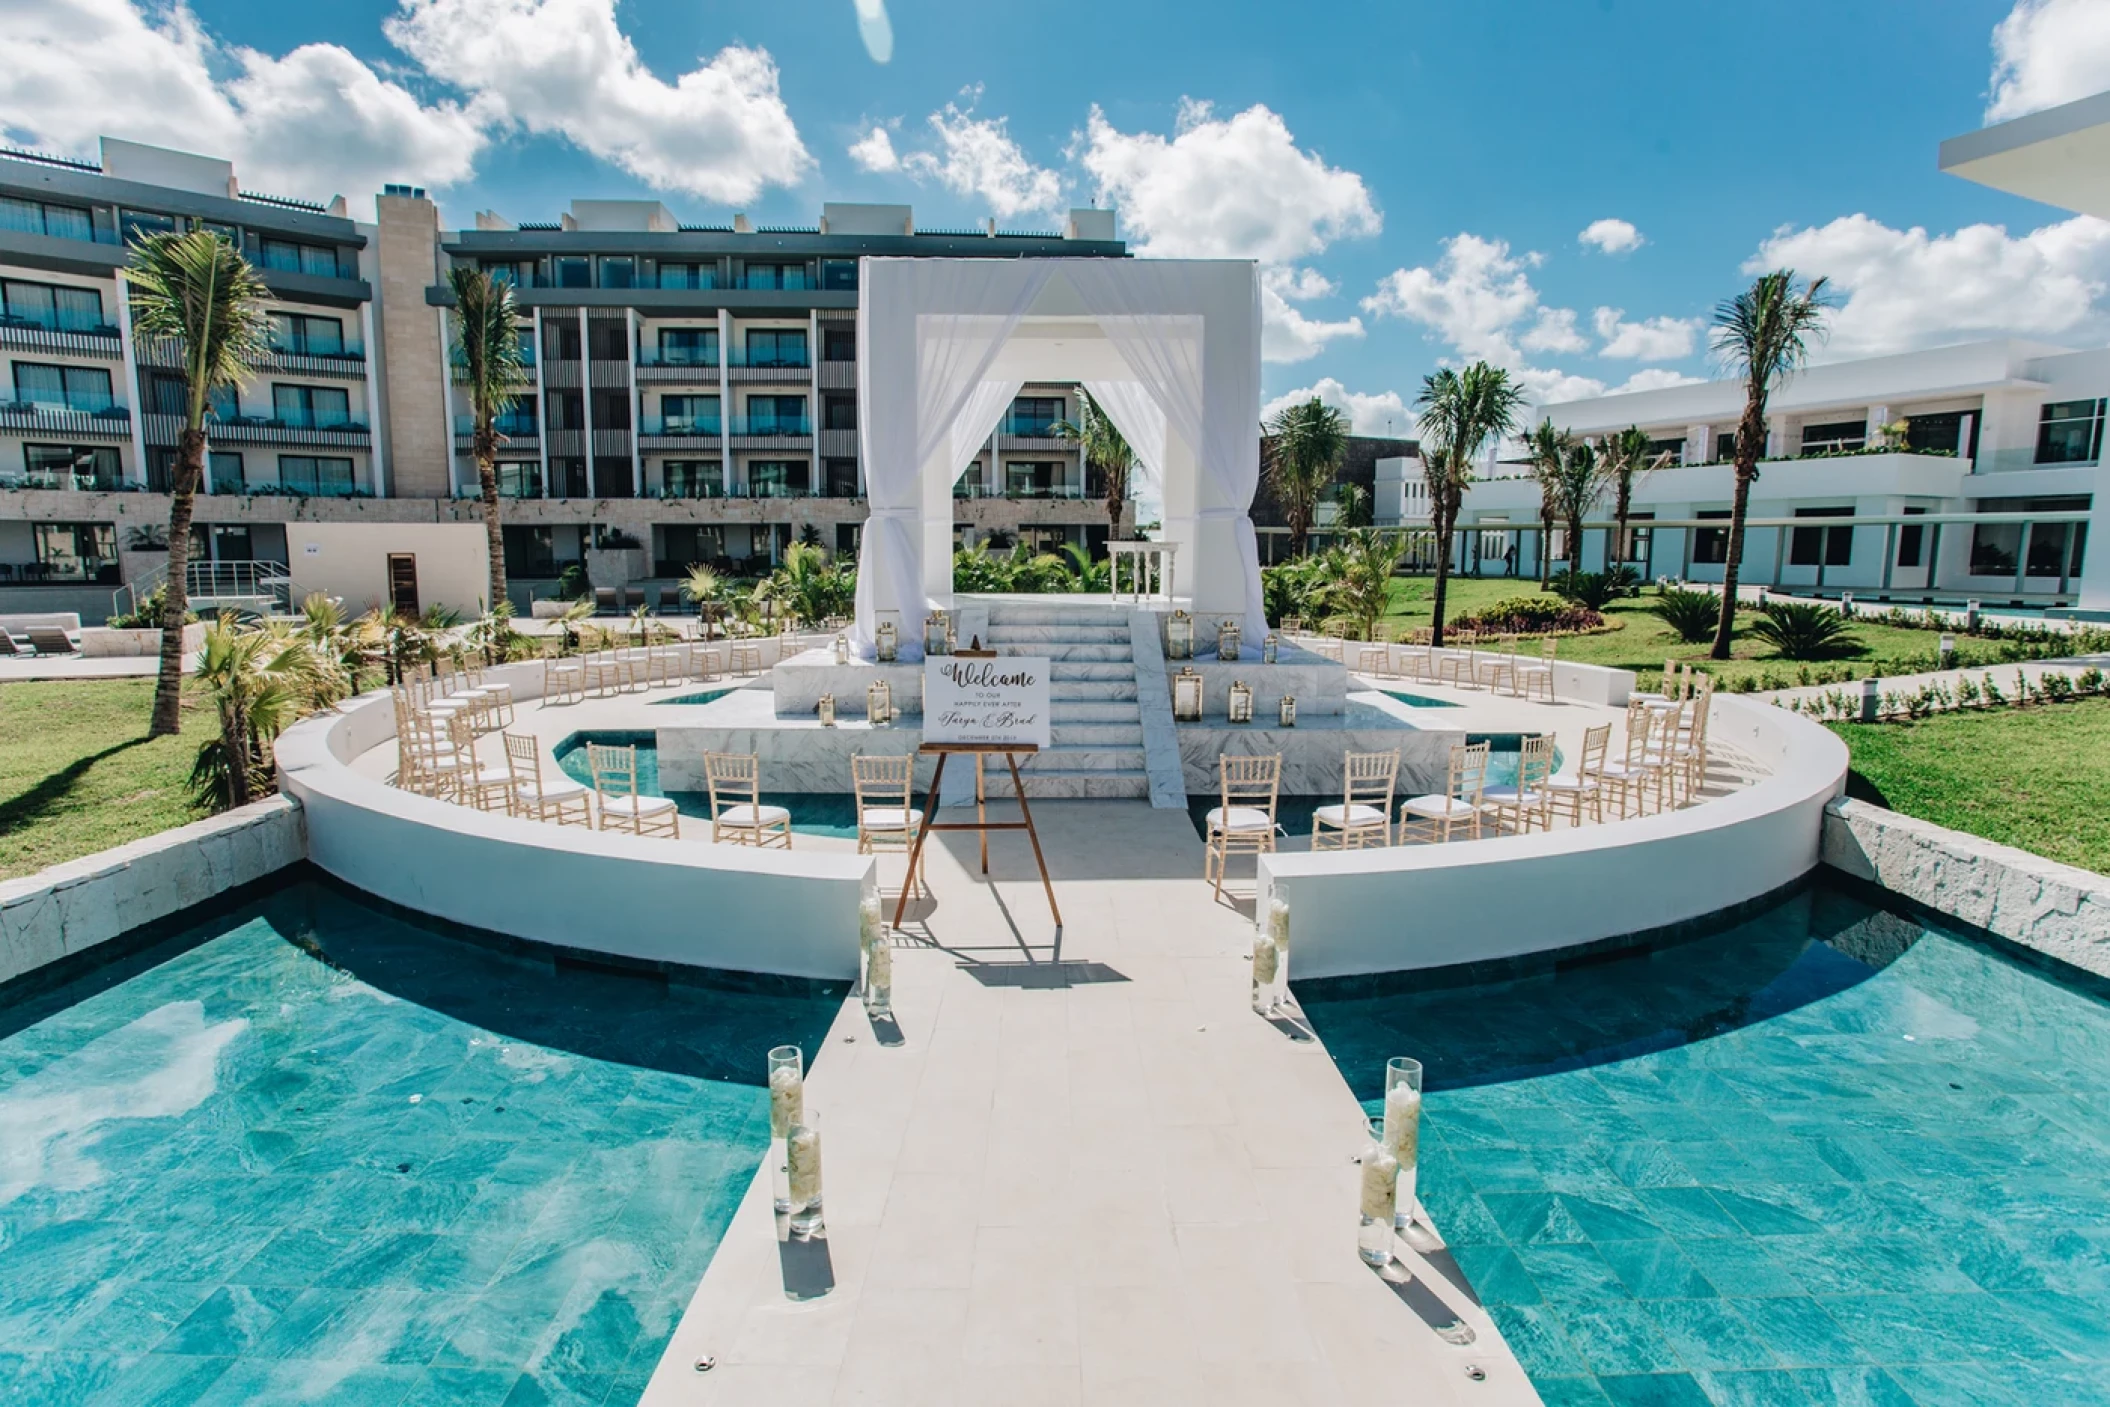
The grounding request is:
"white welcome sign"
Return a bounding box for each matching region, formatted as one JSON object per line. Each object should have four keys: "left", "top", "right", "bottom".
{"left": 922, "top": 656, "right": 1051, "bottom": 749}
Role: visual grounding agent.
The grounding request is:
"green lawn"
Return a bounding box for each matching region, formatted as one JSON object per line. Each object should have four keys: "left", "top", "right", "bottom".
{"left": 1376, "top": 576, "right": 2062, "bottom": 692}
{"left": 1829, "top": 698, "right": 2110, "bottom": 875}
{"left": 0, "top": 679, "right": 205, "bottom": 881}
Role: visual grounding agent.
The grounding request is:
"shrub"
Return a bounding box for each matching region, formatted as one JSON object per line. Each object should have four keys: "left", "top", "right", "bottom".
{"left": 1748, "top": 600, "right": 1860, "bottom": 660}
{"left": 1263, "top": 557, "right": 1330, "bottom": 627}
{"left": 1650, "top": 588, "right": 1720, "bottom": 644}
{"left": 107, "top": 583, "right": 199, "bottom": 629}
{"left": 556, "top": 562, "right": 590, "bottom": 601}
{"left": 1548, "top": 567, "right": 1636, "bottom": 611}
{"left": 1451, "top": 595, "right": 1605, "bottom": 635}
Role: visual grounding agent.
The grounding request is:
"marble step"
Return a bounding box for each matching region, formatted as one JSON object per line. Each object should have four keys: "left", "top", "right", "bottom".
{"left": 980, "top": 603, "right": 1133, "bottom": 626}
{"left": 985, "top": 626, "right": 1132, "bottom": 645}
{"left": 1051, "top": 722, "right": 1146, "bottom": 747}
{"left": 979, "top": 769, "right": 1150, "bottom": 799}
{"left": 1021, "top": 744, "right": 1148, "bottom": 772}
{"left": 1039, "top": 645, "right": 1133, "bottom": 664}
{"left": 1051, "top": 700, "right": 1143, "bottom": 721}
{"left": 1050, "top": 662, "right": 1135, "bottom": 683}
{"left": 1052, "top": 679, "right": 1138, "bottom": 702}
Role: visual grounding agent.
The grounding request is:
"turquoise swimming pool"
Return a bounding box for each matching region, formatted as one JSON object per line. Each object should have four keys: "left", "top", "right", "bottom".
{"left": 0, "top": 880, "right": 840, "bottom": 1407}
{"left": 1298, "top": 883, "right": 2110, "bottom": 1406}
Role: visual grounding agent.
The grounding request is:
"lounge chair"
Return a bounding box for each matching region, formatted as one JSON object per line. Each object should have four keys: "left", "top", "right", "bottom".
{"left": 26, "top": 627, "right": 77, "bottom": 656}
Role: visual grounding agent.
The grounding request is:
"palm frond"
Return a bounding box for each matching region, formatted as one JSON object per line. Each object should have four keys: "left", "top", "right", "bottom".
{"left": 123, "top": 231, "right": 271, "bottom": 420}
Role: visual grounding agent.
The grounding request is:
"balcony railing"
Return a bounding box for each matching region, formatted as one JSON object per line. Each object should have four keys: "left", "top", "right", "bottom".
{"left": 0, "top": 467, "right": 134, "bottom": 492}
{"left": 454, "top": 413, "right": 541, "bottom": 437}
{"left": 955, "top": 481, "right": 1086, "bottom": 500}
{"left": 5, "top": 391, "right": 120, "bottom": 415}
{"left": 640, "top": 414, "right": 723, "bottom": 437}
{"left": 726, "top": 348, "right": 811, "bottom": 370}
{"left": 637, "top": 347, "right": 720, "bottom": 369}
{"left": 727, "top": 415, "right": 811, "bottom": 437}
{"left": 1000, "top": 415, "right": 1067, "bottom": 437}
{"left": 1, "top": 308, "right": 121, "bottom": 337}
{"left": 270, "top": 334, "right": 366, "bottom": 361}
{"left": 0, "top": 209, "right": 119, "bottom": 245}
{"left": 237, "top": 408, "right": 368, "bottom": 432}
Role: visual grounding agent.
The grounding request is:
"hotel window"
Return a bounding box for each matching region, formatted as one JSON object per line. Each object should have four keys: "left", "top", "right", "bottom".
{"left": 1905, "top": 410, "right": 1970, "bottom": 457}
{"left": 820, "top": 259, "right": 858, "bottom": 290}
{"left": 659, "top": 395, "right": 719, "bottom": 434}
{"left": 1789, "top": 507, "right": 1854, "bottom": 567}
{"left": 1896, "top": 506, "right": 1927, "bottom": 568}
{"left": 745, "top": 395, "right": 808, "bottom": 434}
{"left": 549, "top": 457, "right": 588, "bottom": 497}
{"left": 657, "top": 262, "right": 718, "bottom": 290}
{"left": 660, "top": 523, "right": 725, "bottom": 566}
{"left": 2, "top": 279, "right": 108, "bottom": 335}
{"left": 598, "top": 257, "right": 635, "bottom": 289}
{"left": 258, "top": 239, "right": 345, "bottom": 278}
{"left": 23, "top": 444, "right": 121, "bottom": 488}
{"left": 1799, "top": 421, "right": 1866, "bottom": 456}
{"left": 0, "top": 194, "right": 94, "bottom": 241}
{"left": 552, "top": 257, "right": 591, "bottom": 290}
{"left": 586, "top": 319, "right": 628, "bottom": 361}
{"left": 268, "top": 312, "right": 345, "bottom": 357}
{"left": 823, "top": 396, "right": 856, "bottom": 431}
{"left": 746, "top": 460, "right": 805, "bottom": 497}
{"left": 503, "top": 525, "right": 557, "bottom": 576}
{"left": 589, "top": 389, "right": 630, "bottom": 430}
{"left": 541, "top": 319, "right": 581, "bottom": 360}
{"left": 277, "top": 455, "right": 357, "bottom": 496}
{"left": 1714, "top": 432, "right": 1742, "bottom": 464}
{"left": 12, "top": 362, "right": 114, "bottom": 413}
{"left": 1692, "top": 509, "right": 1731, "bottom": 564}
{"left": 745, "top": 328, "right": 808, "bottom": 367}
{"left": 1007, "top": 397, "right": 1064, "bottom": 436}
{"left": 119, "top": 209, "right": 177, "bottom": 243}
{"left": 743, "top": 262, "right": 811, "bottom": 290}
{"left": 1647, "top": 438, "right": 1684, "bottom": 466}
{"left": 825, "top": 458, "right": 859, "bottom": 497}
{"left": 33, "top": 521, "right": 117, "bottom": 580}
{"left": 544, "top": 390, "right": 583, "bottom": 430}
{"left": 271, "top": 384, "right": 352, "bottom": 429}
{"left": 1973, "top": 496, "right": 2091, "bottom": 578}
{"left": 823, "top": 327, "right": 856, "bottom": 361}
{"left": 656, "top": 327, "right": 718, "bottom": 366}
{"left": 663, "top": 460, "right": 723, "bottom": 498}
{"left": 479, "top": 260, "right": 532, "bottom": 287}
{"left": 2035, "top": 399, "right": 2105, "bottom": 465}
{"left": 1006, "top": 461, "right": 1062, "bottom": 497}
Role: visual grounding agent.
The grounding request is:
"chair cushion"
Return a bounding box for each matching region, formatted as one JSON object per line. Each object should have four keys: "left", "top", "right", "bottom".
{"left": 719, "top": 803, "right": 791, "bottom": 827}
{"left": 1481, "top": 785, "right": 1546, "bottom": 806}
{"left": 860, "top": 807, "right": 924, "bottom": 830}
{"left": 603, "top": 794, "right": 678, "bottom": 817}
{"left": 1543, "top": 774, "right": 1598, "bottom": 793}
{"left": 1313, "top": 803, "right": 1386, "bottom": 828}
{"left": 517, "top": 778, "right": 587, "bottom": 802}
{"left": 1400, "top": 795, "right": 1476, "bottom": 820}
{"left": 1205, "top": 805, "right": 1274, "bottom": 834}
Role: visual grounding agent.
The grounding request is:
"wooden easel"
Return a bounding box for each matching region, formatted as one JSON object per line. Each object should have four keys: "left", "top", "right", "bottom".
{"left": 892, "top": 742, "right": 1062, "bottom": 931}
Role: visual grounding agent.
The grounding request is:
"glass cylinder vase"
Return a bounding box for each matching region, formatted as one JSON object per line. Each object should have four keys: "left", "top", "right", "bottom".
{"left": 1358, "top": 1116, "right": 1398, "bottom": 1269}
{"left": 860, "top": 895, "right": 892, "bottom": 1019}
{"left": 1383, "top": 1056, "right": 1423, "bottom": 1232}
{"left": 767, "top": 1045, "right": 804, "bottom": 1214}
{"left": 787, "top": 1111, "right": 825, "bottom": 1239}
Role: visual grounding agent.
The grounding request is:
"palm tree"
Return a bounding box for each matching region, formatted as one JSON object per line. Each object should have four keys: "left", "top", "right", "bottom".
{"left": 1049, "top": 390, "right": 1137, "bottom": 545}
{"left": 448, "top": 266, "right": 528, "bottom": 615}
{"left": 1709, "top": 271, "right": 1831, "bottom": 658}
{"left": 1263, "top": 397, "right": 1350, "bottom": 556}
{"left": 1551, "top": 436, "right": 1606, "bottom": 574}
{"left": 681, "top": 563, "right": 723, "bottom": 637}
{"left": 188, "top": 616, "right": 322, "bottom": 811}
{"left": 123, "top": 230, "right": 271, "bottom": 737}
{"left": 1319, "top": 530, "right": 1408, "bottom": 642}
{"left": 1520, "top": 418, "right": 1568, "bottom": 589}
{"left": 1598, "top": 425, "right": 1668, "bottom": 575}
{"left": 1413, "top": 363, "right": 1527, "bottom": 646}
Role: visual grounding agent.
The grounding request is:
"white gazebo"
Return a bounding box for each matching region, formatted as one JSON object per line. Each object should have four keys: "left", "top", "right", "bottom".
{"left": 850, "top": 257, "right": 1269, "bottom": 658}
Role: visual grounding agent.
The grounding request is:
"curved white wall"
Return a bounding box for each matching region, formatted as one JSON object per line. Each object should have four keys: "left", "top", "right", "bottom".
{"left": 1259, "top": 694, "right": 1848, "bottom": 979}
{"left": 276, "top": 659, "right": 875, "bottom": 981}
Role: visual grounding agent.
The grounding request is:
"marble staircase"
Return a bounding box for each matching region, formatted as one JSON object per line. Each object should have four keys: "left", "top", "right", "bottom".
{"left": 979, "top": 600, "right": 1150, "bottom": 798}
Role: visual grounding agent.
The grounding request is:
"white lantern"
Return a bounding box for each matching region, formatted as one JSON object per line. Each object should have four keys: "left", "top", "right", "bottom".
{"left": 1218, "top": 619, "right": 1241, "bottom": 663}
{"left": 1262, "top": 632, "right": 1279, "bottom": 665}
{"left": 1228, "top": 679, "right": 1254, "bottom": 724}
{"left": 832, "top": 633, "right": 849, "bottom": 665}
{"left": 875, "top": 613, "right": 899, "bottom": 662}
{"left": 818, "top": 693, "right": 836, "bottom": 727}
{"left": 1167, "top": 609, "right": 1195, "bottom": 661}
{"left": 1173, "top": 665, "right": 1203, "bottom": 722}
{"left": 1279, "top": 694, "right": 1297, "bottom": 727}
{"left": 867, "top": 679, "right": 893, "bottom": 725}
{"left": 924, "top": 611, "right": 950, "bottom": 657}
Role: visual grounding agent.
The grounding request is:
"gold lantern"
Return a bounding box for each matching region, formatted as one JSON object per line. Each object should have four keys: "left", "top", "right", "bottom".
{"left": 1262, "top": 632, "right": 1279, "bottom": 665}
{"left": 924, "top": 610, "right": 950, "bottom": 657}
{"left": 867, "top": 679, "right": 894, "bottom": 725}
{"left": 1218, "top": 619, "right": 1242, "bottom": 663}
{"left": 875, "top": 612, "right": 899, "bottom": 662}
{"left": 1167, "top": 609, "right": 1195, "bottom": 661}
{"left": 818, "top": 693, "right": 837, "bottom": 727}
{"left": 1228, "top": 679, "right": 1254, "bottom": 724}
{"left": 1173, "top": 665, "right": 1203, "bottom": 722}
{"left": 832, "top": 634, "right": 849, "bottom": 665}
{"left": 1279, "top": 694, "right": 1297, "bottom": 727}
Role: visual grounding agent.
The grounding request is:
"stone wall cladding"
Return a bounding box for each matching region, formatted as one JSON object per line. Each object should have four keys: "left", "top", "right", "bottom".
{"left": 0, "top": 797, "right": 306, "bottom": 987}
{"left": 1823, "top": 796, "right": 2110, "bottom": 981}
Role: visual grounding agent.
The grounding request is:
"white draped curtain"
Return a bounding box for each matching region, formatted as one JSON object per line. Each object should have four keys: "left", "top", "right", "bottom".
{"left": 1078, "top": 378, "right": 1168, "bottom": 494}
{"left": 853, "top": 261, "right": 1053, "bottom": 658}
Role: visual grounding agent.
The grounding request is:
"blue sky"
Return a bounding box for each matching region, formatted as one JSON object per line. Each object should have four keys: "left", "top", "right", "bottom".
{"left": 11, "top": 0, "right": 2110, "bottom": 425}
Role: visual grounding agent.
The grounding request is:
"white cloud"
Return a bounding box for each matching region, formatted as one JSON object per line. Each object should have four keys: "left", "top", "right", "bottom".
{"left": 1593, "top": 307, "right": 1701, "bottom": 361}
{"left": 1750, "top": 212, "right": 2110, "bottom": 358}
{"left": 898, "top": 95, "right": 1063, "bottom": 219}
{"left": 1579, "top": 218, "right": 1644, "bottom": 255}
{"left": 848, "top": 124, "right": 899, "bottom": 173}
{"left": 1078, "top": 99, "right": 1380, "bottom": 261}
{"left": 1986, "top": 0, "right": 2110, "bottom": 122}
{"left": 0, "top": 0, "right": 485, "bottom": 201}
{"left": 1610, "top": 368, "right": 1706, "bottom": 395}
{"left": 386, "top": 0, "right": 811, "bottom": 203}
{"left": 1260, "top": 267, "right": 1364, "bottom": 363}
{"left": 1522, "top": 306, "right": 1588, "bottom": 355}
{"left": 1362, "top": 233, "right": 1557, "bottom": 366}
{"left": 1262, "top": 378, "right": 1414, "bottom": 437}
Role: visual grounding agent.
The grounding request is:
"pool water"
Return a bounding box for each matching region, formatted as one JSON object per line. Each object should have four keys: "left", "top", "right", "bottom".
{"left": 1383, "top": 689, "right": 1465, "bottom": 709}
{"left": 553, "top": 733, "right": 861, "bottom": 839}
{"left": 0, "top": 880, "right": 840, "bottom": 1407}
{"left": 1186, "top": 738, "right": 1561, "bottom": 840}
{"left": 648, "top": 687, "right": 736, "bottom": 707}
{"left": 1298, "top": 883, "right": 2110, "bottom": 1406}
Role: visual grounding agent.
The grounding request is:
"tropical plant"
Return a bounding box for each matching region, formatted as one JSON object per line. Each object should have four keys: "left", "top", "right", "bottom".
{"left": 1262, "top": 556, "right": 1329, "bottom": 627}
{"left": 557, "top": 562, "right": 591, "bottom": 601}
{"left": 680, "top": 563, "right": 723, "bottom": 635}
{"left": 465, "top": 600, "right": 533, "bottom": 665}
{"left": 1263, "top": 397, "right": 1350, "bottom": 556}
{"left": 1413, "top": 363, "right": 1527, "bottom": 646}
{"left": 1549, "top": 568, "right": 1635, "bottom": 612}
{"left": 1597, "top": 425, "right": 1667, "bottom": 575}
{"left": 1708, "top": 270, "right": 1831, "bottom": 658}
{"left": 448, "top": 265, "right": 527, "bottom": 612}
{"left": 552, "top": 596, "right": 596, "bottom": 656}
{"left": 1335, "top": 481, "right": 1372, "bottom": 530}
{"left": 1748, "top": 599, "right": 1859, "bottom": 660}
{"left": 1550, "top": 436, "right": 1606, "bottom": 570}
{"left": 1519, "top": 418, "right": 1567, "bottom": 589}
{"left": 1316, "top": 530, "right": 1407, "bottom": 642}
{"left": 798, "top": 522, "right": 823, "bottom": 548}
{"left": 123, "top": 229, "right": 272, "bottom": 736}
{"left": 1060, "top": 542, "right": 1111, "bottom": 593}
{"left": 107, "top": 583, "right": 198, "bottom": 630}
{"left": 187, "top": 615, "right": 322, "bottom": 810}
{"left": 1651, "top": 588, "right": 1723, "bottom": 644}
{"left": 1050, "top": 389, "right": 1138, "bottom": 541}
{"left": 757, "top": 541, "right": 855, "bottom": 626}
{"left": 1452, "top": 597, "right": 1607, "bottom": 635}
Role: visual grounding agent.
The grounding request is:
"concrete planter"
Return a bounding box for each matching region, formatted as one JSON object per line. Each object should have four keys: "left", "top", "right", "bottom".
{"left": 80, "top": 622, "right": 207, "bottom": 657}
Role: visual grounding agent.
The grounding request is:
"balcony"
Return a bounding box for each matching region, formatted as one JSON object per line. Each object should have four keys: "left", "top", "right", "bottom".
{"left": 142, "top": 410, "right": 371, "bottom": 450}
{"left": 726, "top": 413, "right": 811, "bottom": 449}
{"left": 0, "top": 466, "right": 134, "bottom": 493}
{"left": 0, "top": 206, "right": 120, "bottom": 246}
{"left": 453, "top": 411, "right": 540, "bottom": 449}
{"left": 0, "top": 399, "right": 132, "bottom": 441}
{"left": 954, "top": 481, "right": 1088, "bottom": 501}
{"left": 0, "top": 309, "right": 124, "bottom": 359}
{"left": 638, "top": 414, "right": 723, "bottom": 451}
{"left": 726, "top": 348, "right": 812, "bottom": 384}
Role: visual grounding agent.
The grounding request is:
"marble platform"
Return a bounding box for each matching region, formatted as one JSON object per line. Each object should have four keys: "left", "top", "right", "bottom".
{"left": 773, "top": 652, "right": 926, "bottom": 718}
{"left": 1177, "top": 692, "right": 1463, "bottom": 794}
{"left": 1162, "top": 642, "right": 1350, "bottom": 720}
